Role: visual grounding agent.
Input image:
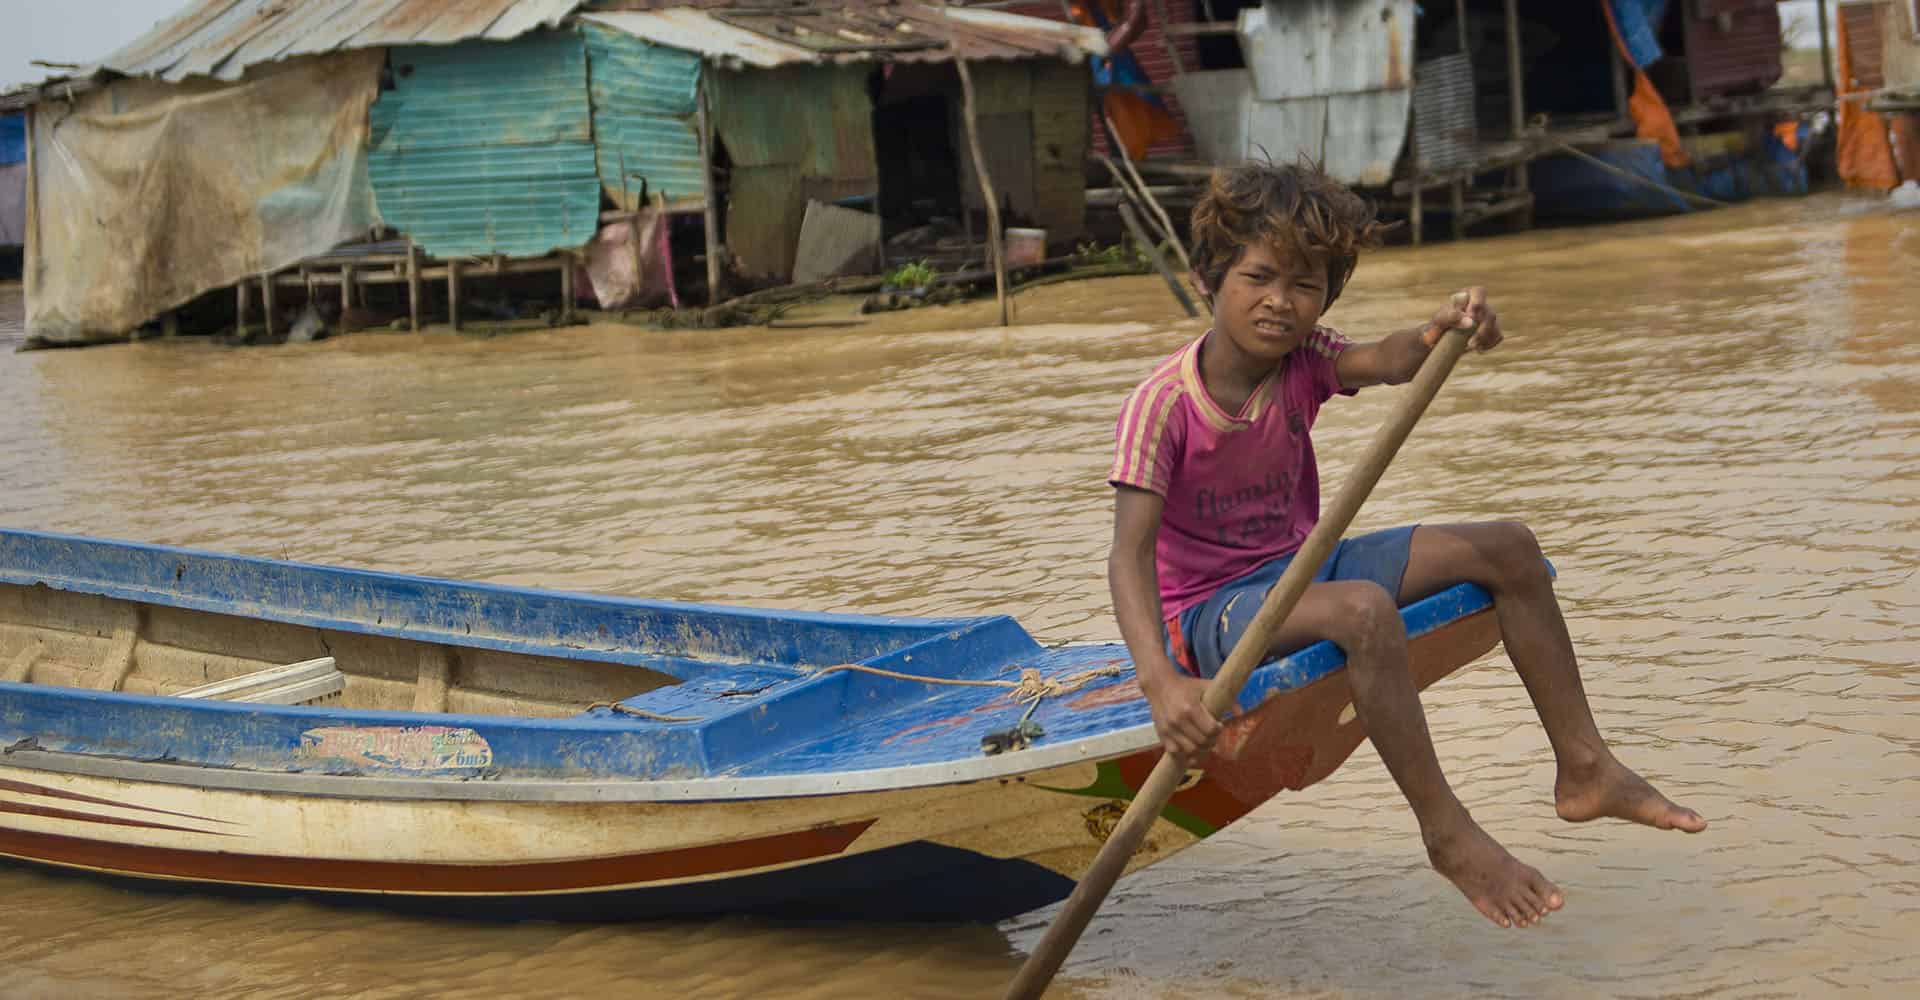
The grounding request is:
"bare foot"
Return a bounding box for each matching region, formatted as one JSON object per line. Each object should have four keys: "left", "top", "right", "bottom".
{"left": 1555, "top": 757, "right": 1708, "bottom": 832}
{"left": 1424, "top": 818, "right": 1564, "bottom": 929}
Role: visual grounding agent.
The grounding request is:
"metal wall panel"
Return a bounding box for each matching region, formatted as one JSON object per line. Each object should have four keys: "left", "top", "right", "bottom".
{"left": 1683, "top": 3, "right": 1784, "bottom": 100}
{"left": 583, "top": 23, "right": 705, "bottom": 209}
{"left": 1241, "top": 0, "right": 1414, "bottom": 101}
{"left": 1413, "top": 53, "right": 1475, "bottom": 173}
{"left": 1171, "top": 70, "right": 1253, "bottom": 167}
{"left": 368, "top": 31, "right": 601, "bottom": 258}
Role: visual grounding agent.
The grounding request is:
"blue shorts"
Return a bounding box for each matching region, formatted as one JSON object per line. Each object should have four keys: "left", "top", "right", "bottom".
{"left": 1165, "top": 525, "right": 1417, "bottom": 679}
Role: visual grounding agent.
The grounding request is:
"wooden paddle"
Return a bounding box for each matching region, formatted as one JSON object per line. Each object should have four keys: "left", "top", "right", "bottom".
{"left": 1003, "top": 306, "right": 1480, "bottom": 999}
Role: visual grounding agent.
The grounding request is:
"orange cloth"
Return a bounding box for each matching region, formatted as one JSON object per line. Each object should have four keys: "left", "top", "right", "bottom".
{"left": 1836, "top": 8, "right": 1901, "bottom": 191}
{"left": 1103, "top": 91, "right": 1183, "bottom": 162}
{"left": 1773, "top": 120, "right": 1800, "bottom": 153}
{"left": 1070, "top": 0, "right": 1182, "bottom": 160}
{"left": 1600, "top": 1, "right": 1689, "bottom": 169}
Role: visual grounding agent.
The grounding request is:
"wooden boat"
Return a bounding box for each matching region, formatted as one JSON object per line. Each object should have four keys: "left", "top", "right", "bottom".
{"left": 0, "top": 529, "right": 1502, "bottom": 921}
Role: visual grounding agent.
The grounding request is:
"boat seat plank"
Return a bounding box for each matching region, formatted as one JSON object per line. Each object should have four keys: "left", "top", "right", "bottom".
{"left": 177, "top": 657, "right": 345, "bottom": 706}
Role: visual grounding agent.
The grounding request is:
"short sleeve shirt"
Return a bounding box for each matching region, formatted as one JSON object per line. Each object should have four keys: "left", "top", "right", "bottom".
{"left": 1108, "top": 327, "right": 1353, "bottom": 618}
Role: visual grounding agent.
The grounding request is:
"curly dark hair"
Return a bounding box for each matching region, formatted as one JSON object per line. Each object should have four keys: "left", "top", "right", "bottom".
{"left": 1188, "top": 159, "right": 1389, "bottom": 310}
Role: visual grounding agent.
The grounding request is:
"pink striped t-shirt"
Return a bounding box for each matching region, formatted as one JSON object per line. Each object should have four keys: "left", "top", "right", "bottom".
{"left": 1108, "top": 327, "right": 1354, "bottom": 618}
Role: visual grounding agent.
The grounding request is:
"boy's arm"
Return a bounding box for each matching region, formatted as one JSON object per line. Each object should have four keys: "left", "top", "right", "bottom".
{"left": 1110, "top": 485, "right": 1221, "bottom": 757}
{"left": 1336, "top": 287, "right": 1503, "bottom": 390}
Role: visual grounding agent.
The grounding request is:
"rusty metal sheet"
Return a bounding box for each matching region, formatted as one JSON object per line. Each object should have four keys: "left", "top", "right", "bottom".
{"left": 414, "top": 0, "right": 526, "bottom": 45}
{"left": 285, "top": 0, "right": 413, "bottom": 57}
{"left": 587, "top": 3, "right": 1102, "bottom": 68}
{"left": 1240, "top": 0, "right": 1414, "bottom": 102}
{"left": 156, "top": 0, "right": 282, "bottom": 80}
{"left": 582, "top": 10, "right": 815, "bottom": 68}
{"left": 362, "top": 0, "right": 460, "bottom": 47}
{"left": 483, "top": 0, "right": 584, "bottom": 42}
{"left": 214, "top": 0, "right": 361, "bottom": 80}
{"left": 100, "top": 0, "right": 250, "bottom": 77}
{"left": 101, "top": 0, "right": 585, "bottom": 84}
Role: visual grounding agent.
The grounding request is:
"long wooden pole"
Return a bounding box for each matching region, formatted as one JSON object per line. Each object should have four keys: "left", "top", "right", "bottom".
{"left": 1004, "top": 315, "right": 1479, "bottom": 1000}
{"left": 697, "top": 76, "right": 723, "bottom": 306}
{"left": 1103, "top": 114, "right": 1191, "bottom": 273}
{"left": 944, "top": 1, "right": 1009, "bottom": 326}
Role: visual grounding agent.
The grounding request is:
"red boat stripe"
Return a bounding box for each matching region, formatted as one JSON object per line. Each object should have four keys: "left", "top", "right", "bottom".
{"left": 0, "top": 819, "right": 877, "bottom": 894}
{"left": 0, "top": 778, "right": 228, "bottom": 825}
{"left": 0, "top": 798, "right": 230, "bottom": 836}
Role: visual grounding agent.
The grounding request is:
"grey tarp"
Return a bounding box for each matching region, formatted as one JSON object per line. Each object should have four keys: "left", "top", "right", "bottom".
{"left": 0, "top": 163, "right": 23, "bottom": 247}
{"left": 25, "top": 52, "right": 383, "bottom": 344}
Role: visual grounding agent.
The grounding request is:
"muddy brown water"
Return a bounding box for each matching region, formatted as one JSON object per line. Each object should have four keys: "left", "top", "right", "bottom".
{"left": 0, "top": 193, "right": 1916, "bottom": 998}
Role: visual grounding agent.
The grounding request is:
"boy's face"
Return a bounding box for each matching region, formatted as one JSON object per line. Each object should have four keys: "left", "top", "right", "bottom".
{"left": 1207, "top": 240, "right": 1328, "bottom": 366}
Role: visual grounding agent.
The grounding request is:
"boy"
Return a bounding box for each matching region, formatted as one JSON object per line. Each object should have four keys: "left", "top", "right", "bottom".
{"left": 1107, "top": 162, "right": 1706, "bottom": 930}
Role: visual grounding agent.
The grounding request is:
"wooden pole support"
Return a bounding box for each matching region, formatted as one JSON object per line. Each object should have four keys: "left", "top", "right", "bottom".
{"left": 698, "top": 78, "right": 723, "bottom": 307}
{"left": 447, "top": 258, "right": 461, "bottom": 331}
{"left": 236, "top": 279, "right": 251, "bottom": 337}
{"left": 1117, "top": 202, "right": 1198, "bottom": 318}
{"left": 341, "top": 264, "right": 355, "bottom": 314}
{"left": 407, "top": 240, "right": 422, "bottom": 333}
{"left": 261, "top": 272, "right": 276, "bottom": 340}
{"left": 1004, "top": 318, "right": 1481, "bottom": 1000}
{"left": 560, "top": 252, "right": 575, "bottom": 325}
{"left": 947, "top": 5, "right": 1009, "bottom": 327}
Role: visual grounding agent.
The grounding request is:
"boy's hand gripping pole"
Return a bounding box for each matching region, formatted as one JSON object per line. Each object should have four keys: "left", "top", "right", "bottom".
{"left": 1004, "top": 309, "right": 1480, "bottom": 1000}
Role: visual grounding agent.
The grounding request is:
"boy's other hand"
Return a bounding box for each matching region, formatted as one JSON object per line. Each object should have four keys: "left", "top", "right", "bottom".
{"left": 1422, "top": 286, "right": 1503, "bottom": 353}
{"left": 1143, "top": 671, "right": 1222, "bottom": 758}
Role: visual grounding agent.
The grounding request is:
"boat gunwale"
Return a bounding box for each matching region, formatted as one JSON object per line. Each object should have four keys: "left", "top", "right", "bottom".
{"left": 0, "top": 587, "right": 1501, "bottom": 804}
{"left": 0, "top": 528, "right": 990, "bottom": 679}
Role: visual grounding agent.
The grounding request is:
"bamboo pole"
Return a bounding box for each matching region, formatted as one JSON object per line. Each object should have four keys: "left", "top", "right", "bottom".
{"left": 447, "top": 258, "right": 461, "bottom": 331}
{"left": 407, "top": 240, "right": 422, "bottom": 333}
{"left": 1103, "top": 114, "right": 1191, "bottom": 273}
{"left": 697, "top": 77, "right": 723, "bottom": 306}
{"left": 945, "top": 2, "right": 1009, "bottom": 326}
{"left": 1004, "top": 314, "right": 1480, "bottom": 1000}
{"left": 1503, "top": 0, "right": 1532, "bottom": 226}
{"left": 1816, "top": 0, "right": 1834, "bottom": 94}
{"left": 261, "top": 272, "right": 276, "bottom": 340}
{"left": 1117, "top": 202, "right": 1198, "bottom": 318}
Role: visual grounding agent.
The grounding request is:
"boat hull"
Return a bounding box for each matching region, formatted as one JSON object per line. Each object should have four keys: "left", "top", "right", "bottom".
{"left": 0, "top": 609, "right": 1500, "bottom": 922}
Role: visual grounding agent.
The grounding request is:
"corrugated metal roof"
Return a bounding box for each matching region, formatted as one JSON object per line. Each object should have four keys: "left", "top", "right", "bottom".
{"left": 581, "top": 3, "right": 1103, "bottom": 69}
{"left": 367, "top": 31, "right": 601, "bottom": 257}
{"left": 582, "top": 22, "right": 707, "bottom": 208}
{"left": 98, "top": 0, "right": 584, "bottom": 82}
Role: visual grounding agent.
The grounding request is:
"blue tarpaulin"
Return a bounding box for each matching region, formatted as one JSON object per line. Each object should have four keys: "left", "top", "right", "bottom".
{"left": 0, "top": 115, "right": 25, "bottom": 166}
{"left": 1607, "top": 0, "right": 1671, "bottom": 69}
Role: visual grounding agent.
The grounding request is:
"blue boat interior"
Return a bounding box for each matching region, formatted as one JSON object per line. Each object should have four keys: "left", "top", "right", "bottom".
{"left": 0, "top": 530, "right": 1499, "bottom": 783}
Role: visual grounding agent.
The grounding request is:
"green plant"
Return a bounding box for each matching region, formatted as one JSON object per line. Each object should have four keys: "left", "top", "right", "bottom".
{"left": 886, "top": 260, "right": 938, "bottom": 289}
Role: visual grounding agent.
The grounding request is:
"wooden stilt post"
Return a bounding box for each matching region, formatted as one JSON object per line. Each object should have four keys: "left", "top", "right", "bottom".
{"left": 407, "top": 240, "right": 422, "bottom": 333}
{"left": 1411, "top": 181, "right": 1424, "bottom": 245}
{"left": 560, "top": 253, "right": 575, "bottom": 325}
{"left": 1816, "top": 0, "right": 1834, "bottom": 94}
{"left": 1450, "top": 180, "right": 1467, "bottom": 240}
{"left": 261, "top": 272, "right": 276, "bottom": 340}
{"left": 697, "top": 77, "right": 723, "bottom": 306}
{"left": 236, "top": 279, "right": 251, "bottom": 337}
{"left": 341, "top": 264, "right": 354, "bottom": 314}
{"left": 1503, "top": 0, "right": 1532, "bottom": 228}
{"left": 447, "top": 258, "right": 461, "bottom": 331}
{"left": 944, "top": 0, "right": 1008, "bottom": 326}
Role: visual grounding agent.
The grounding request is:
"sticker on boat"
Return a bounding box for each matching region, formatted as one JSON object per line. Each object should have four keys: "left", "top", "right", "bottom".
{"left": 299, "top": 725, "right": 493, "bottom": 771}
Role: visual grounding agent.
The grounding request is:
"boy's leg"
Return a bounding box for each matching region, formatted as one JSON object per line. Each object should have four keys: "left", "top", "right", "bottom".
{"left": 1398, "top": 522, "right": 1706, "bottom": 833}
{"left": 1267, "top": 580, "right": 1561, "bottom": 929}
